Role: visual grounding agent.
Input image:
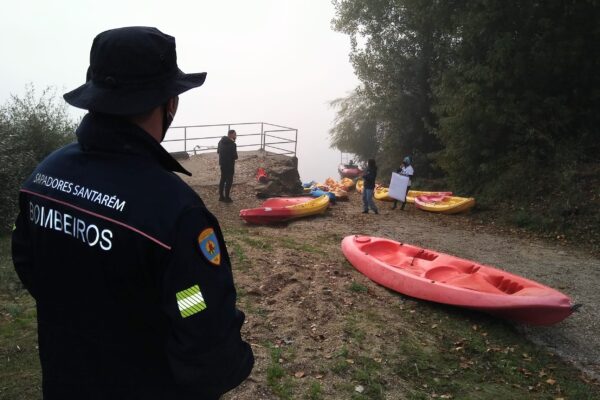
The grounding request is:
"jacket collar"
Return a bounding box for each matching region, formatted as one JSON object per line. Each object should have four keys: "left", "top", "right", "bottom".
{"left": 76, "top": 113, "right": 191, "bottom": 176}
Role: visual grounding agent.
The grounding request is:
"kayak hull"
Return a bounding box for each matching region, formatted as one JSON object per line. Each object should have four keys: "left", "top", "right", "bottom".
{"left": 356, "top": 179, "right": 364, "bottom": 193}
{"left": 374, "top": 186, "right": 394, "bottom": 202}
{"left": 415, "top": 196, "right": 475, "bottom": 214}
{"left": 309, "top": 189, "right": 337, "bottom": 202}
{"left": 240, "top": 195, "right": 330, "bottom": 224}
{"left": 340, "top": 178, "right": 355, "bottom": 190}
{"left": 261, "top": 197, "right": 315, "bottom": 207}
{"left": 406, "top": 190, "right": 453, "bottom": 204}
{"left": 338, "top": 164, "right": 362, "bottom": 178}
{"left": 341, "top": 235, "right": 573, "bottom": 325}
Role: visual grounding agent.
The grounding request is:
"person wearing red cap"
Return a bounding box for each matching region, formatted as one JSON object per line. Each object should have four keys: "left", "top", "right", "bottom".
{"left": 12, "top": 26, "right": 253, "bottom": 399}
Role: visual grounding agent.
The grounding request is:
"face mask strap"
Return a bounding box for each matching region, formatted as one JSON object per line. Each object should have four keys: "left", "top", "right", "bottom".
{"left": 161, "top": 104, "right": 174, "bottom": 142}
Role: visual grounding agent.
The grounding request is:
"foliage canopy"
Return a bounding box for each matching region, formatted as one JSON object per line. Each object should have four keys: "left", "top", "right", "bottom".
{"left": 330, "top": 0, "right": 599, "bottom": 195}
{"left": 0, "top": 86, "right": 76, "bottom": 232}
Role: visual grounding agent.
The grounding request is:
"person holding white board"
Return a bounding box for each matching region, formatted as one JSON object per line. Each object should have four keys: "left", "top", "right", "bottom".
{"left": 392, "top": 156, "right": 414, "bottom": 210}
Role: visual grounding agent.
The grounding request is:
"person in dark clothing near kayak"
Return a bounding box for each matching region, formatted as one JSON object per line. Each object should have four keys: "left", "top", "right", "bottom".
{"left": 362, "top": 158, "right": 379, "bottom": 214}
{"left": 218, "top": 129, "right": 238, "bottom": 202}
{"left": 11, "top": 27, "right": 253, "bottom": 399}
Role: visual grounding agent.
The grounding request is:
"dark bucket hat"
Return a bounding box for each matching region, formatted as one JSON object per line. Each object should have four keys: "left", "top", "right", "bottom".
{"left": 63, "top": 26, "right": 206, "bottom": 115}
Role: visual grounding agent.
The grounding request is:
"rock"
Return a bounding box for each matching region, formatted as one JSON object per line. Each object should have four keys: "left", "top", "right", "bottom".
{"left": 253, "top": 156, "right": 303, "bottom": 197}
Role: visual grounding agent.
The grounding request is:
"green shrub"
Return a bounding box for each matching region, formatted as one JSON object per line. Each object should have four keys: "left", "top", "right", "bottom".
{"left": 0, "top": 85, "right": 76, "bottom": 232}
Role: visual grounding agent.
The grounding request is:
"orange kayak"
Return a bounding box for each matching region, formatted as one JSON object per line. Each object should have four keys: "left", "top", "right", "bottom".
{"left": 341, "top": 235, "right": 574, "bottom": 325}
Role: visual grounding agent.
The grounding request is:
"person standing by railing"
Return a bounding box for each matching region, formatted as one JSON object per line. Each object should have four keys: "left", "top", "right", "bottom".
{"left": 218, "top": 129, "right": 238, "bottom": 202}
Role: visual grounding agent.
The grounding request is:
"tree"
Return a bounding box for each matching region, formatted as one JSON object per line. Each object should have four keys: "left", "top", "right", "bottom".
{"left": 331, "top": 0, "right": 598, "bottom": 195}
{"left": 329, "top": 88, "right": 381, "bottom": 162}
{"left": 433, "top": 0, "right": 600, "bottom": 196}
{"left": 331, "top": 0, "right": 455, "bottom": 179}
{"left": 0, "top": 85, "right": 76, "bottom": 232}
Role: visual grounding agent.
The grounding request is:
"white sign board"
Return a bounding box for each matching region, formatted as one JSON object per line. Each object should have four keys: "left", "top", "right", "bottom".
{"left": 389, "top": 173, "right": 409, "bottom": 202}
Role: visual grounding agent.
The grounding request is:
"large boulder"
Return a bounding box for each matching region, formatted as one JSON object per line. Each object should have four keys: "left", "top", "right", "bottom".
{"left": 254, "top": 156, "right": 303, "bottom": 198}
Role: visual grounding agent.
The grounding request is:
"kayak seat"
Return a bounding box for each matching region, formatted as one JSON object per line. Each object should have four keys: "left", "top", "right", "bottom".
{"left": 424, "top": 267, "right": 525, "bottom": 295}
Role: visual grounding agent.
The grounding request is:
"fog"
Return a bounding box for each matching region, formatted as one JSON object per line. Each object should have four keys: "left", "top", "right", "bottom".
{"left": 0, "top": 0, "right": 359, "bottom": 182}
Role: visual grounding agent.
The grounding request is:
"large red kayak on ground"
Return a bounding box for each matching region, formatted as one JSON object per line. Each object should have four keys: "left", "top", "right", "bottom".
{"left": 341, "top": 235, "right": 574, "bottom": 325}
{"left": 240, "top": 195, "right": 329, "bottom": 224}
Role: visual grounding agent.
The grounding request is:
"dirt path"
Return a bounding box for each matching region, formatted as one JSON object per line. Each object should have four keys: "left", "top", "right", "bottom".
{"left": 180, "top": 153, "right": 600, "bottom": 398}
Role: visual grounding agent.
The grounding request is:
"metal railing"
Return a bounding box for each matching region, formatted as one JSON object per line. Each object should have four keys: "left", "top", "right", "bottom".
{"left": 340, "top": 152, "right": 360, "bottom": 165}
{"left": 162, "top": 122, "right": 298, "bottom": 157}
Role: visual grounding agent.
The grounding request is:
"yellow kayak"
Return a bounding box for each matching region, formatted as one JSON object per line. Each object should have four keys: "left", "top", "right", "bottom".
{"left": 406, "top": 190, "right": 453, "bottom": 204}
{"left": 332, "top": 188, "right": 349, "bottom": 201}
{"left": 324, "top": 177, "right": 354, "bottom": 192}
{"left": 356, "top": 178, "right": 364, "bottom": 193}
{"left": 374, "top": 186, "right": 394, "bottom": 202}
{"left": 287, "top": 194, "right": 331, "bottom": 216}
{"left": 340, "top": 177, "right": 355, "bottom": 190}
{"left": 414, "top": 195, "right": 475, "bottom": 214}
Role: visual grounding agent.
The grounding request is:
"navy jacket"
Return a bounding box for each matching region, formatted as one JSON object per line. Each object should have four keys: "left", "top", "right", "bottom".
{"left": 12, "top": 113, "right": 253, "bottom": 399}
{"left": 362, "top": 166, "right": 378, "bottom": 190}
{"left": 217, "top": 136, "right": 237, "bottom": 168}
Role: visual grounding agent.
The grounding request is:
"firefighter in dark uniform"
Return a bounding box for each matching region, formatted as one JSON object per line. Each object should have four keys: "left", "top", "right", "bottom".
{"left": 217, "top": 129, "right": 238, "bottom": 202}
{"left": 11, "top": 27, "right": 253, "bottom": 399}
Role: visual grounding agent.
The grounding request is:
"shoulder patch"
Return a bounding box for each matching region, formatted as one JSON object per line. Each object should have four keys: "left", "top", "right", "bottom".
{"left": 198, "top": 228, "right": 221, "bottom": 266}
{"left": 176, "top": 285, "right": 207, "bottom": 318}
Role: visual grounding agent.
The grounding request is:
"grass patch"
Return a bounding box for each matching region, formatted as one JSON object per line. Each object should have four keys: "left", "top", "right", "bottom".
{"left": 348, "top": 281, "right": 368, "bottom": 293}
{"left": 330, "top": 345, "right": 351, "bottom": 375}
{"left": 305, "top": 380, "right": 324, "bottom": 400}
{"left": 343, "top": 314, "right": 366, "bottom": 344}
{"left": 277, "top": 237, "right": 324, "bottom": 254}
{"left": 0, "top": 235, "right": 41, "bottom": 399}
{"left": 329, "top": 344, "right": 386, "bottom": 399}
{"left": 241, "top": 236, "right": 273, "bottom": 251}
{"left": 265, "top": 342, "right": 295, "bottom": 399}
{"left": 228, "top": 240, "right": 250, "bottom": 271}
{"left": 238, "top": 293, "right": 267, "bottom": 317}
{"left": 509, "top": 209, "right": 553, "bottom": 231}
{"left": 330, "top": 358, "right": 351, "bottom": 375}
{"left": 351, "top": 356, "right": 385, "bottom": 399}
{"left": 317, "top": 232, "right": 345, "bottom": 245}
{"left": 0, "top": 235, "right": 22, "bottom": 294}
{"left": 326, "top": 298, "right": 600, "bottom": 399}
{"left": 388, "top": 301, "right": 600, "bottom": 399}
{"left": 221, "top": 226, "right": 250, "bottom": 238}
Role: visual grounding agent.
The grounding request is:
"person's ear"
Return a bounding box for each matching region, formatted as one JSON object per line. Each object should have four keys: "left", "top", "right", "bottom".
{"left": 167, "top": 96, "right": 179, "bottom": 117}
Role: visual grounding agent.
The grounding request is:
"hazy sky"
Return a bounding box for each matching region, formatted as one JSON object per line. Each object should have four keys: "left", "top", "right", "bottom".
{"left": 0, "top": 0, "right": 359, "bottom": 182}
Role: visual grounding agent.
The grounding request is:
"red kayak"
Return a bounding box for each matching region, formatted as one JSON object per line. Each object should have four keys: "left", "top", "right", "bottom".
{"left": 338, "top": 163, "right": 362, "bottom": 179}
{"left": 240, "top": 195, "right": 329, "bottom": 224}
{"left": 341, "top": 235, "right": 574, "bottom": 325}
{"left": 261, "top": 197, "right": 314, "bottom": 207}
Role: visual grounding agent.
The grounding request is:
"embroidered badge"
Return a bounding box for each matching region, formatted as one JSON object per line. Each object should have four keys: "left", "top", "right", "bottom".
{"left": 176, "top": 285, "right": 207, "bottom": 318}
{"left": 198, "top": 228, "right": 221, "bottom": 266}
